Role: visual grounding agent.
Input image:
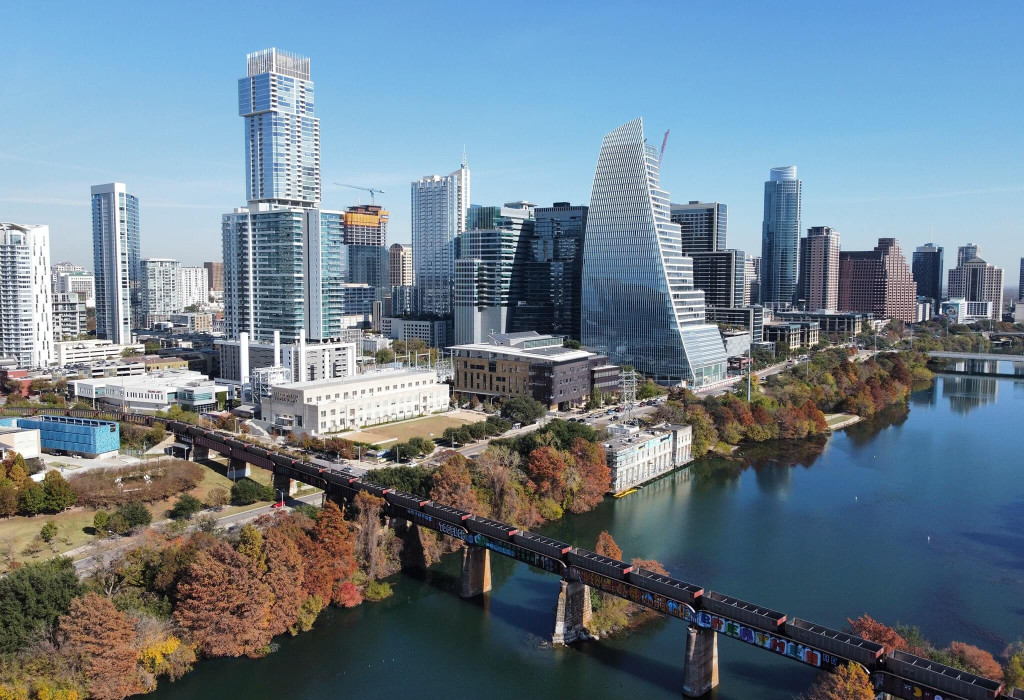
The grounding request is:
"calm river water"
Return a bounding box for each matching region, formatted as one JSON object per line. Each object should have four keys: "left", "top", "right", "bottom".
{"left": 151, "top": 371, "right": 1024, "bottom": 699}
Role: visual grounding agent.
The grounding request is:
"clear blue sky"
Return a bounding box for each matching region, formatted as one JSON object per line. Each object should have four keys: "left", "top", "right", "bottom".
{"left": 2, "top": 0, "right": 1022, "bottom": 280}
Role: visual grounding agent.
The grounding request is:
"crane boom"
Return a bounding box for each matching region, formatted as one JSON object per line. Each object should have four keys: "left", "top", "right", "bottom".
{"left": 334, "top": 183, "right": 386, "bottom": 205}
{"left": 660, "top": 129, "right": 670, "bottom": 162}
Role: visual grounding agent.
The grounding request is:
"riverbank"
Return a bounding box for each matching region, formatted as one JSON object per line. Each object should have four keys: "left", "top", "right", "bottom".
{"left": 824, "top": 413, "right": 862, "bottom": 430}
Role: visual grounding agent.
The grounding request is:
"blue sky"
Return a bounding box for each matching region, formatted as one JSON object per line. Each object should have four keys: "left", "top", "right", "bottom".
{"left": 2, "top": 0, "right": 1022, "bottom": 279}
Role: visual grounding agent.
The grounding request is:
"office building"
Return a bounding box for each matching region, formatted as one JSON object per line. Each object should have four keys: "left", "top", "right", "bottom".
{"left": 203, "top": 261, "right": 224, "bottom": 292}
{"left": 451, "top": 332, "right": 619, "bottom": 410}
{"left": 605, "top": 423, "right": 692, "bottom": 493}
{"left": 705, "top": 305, "right": 765, "bottom": 342}
{"left": 774, "top": 310, "right": 871, "bottom": 336}
{"left": 343, "top": 204, "right": 387, "bottom": 246}
{"left": 1019, "top": 257, "right": 1023, "bottom": 302}
{"left": 760, "top": 166, "right": 802, "bottom": 307}
{"left": 748, "top": 255, "right": 761, "bottom": 304}
{"left": 346, "top": 244, "right": 388, "bottom": 291}
{"left": 73, "top": 369, "right": 228, "bottom": 413}
{"left": 912, "top": 243, "right": 944, "bottom": 309}
{"left": 454, "top": 201, "right": 535, "bottom": 345}
{"left": 0, "top": 223, "right": 54, "bottom": 367}
{"left": 92, "top": 182, "right": 141, "bottom": 342}
{"left": 797, "top": 226, "right": 840, "bottom": 311}
{"left": 764, "top": 321, "right": 820, "bottom": 349}
{"left": 169, "top": 313, "right": 213, "bottom": 333}
{"left": 838, "top": 238, "right": 917, "bottom": 322}
{"left": 743, "top": 255, "right": 756, "bottom": 305}
{"left": 263, "top": 368, "right": 450, "bottom": 436}
{"left": 380, "top": 316, "right": 452, "bottom": 348}
{"left": 941, "top": 299, "right": 994, "bottom": 324}
{"left": 178, "top": 267, "right": 209, "bottom": 308}
{"left": 690, "top": 249, "right": 746, "bottom": 308}
{"left": 411, "top": 156, "right": 470, "bottom": 317}
{"left": 389, "top": 243, "right": 413, "bottom": 287}
{"left": 947, "top": 249, "right": 1003, "bottom": 321}
{"left": 389, "top": 285, "right": 416, "bottom": 317}
{"left": 54, "top": 268, "right": 95, "bottom": 308}
{"left": 54, "top": 339, "right": 144, "bottom": 367}
{"left": 240, "top": 48, "right": 320, "bottom": 207}
{"left": 956, "top": 243, "right": 979, "bottom": 268}
{"left": 581, "top": 118, "right": 727, "bottom": 387}
{"left": 670, "top": 201, "right": 727, "bottom": 253}
{"left": 141, "top": 258, "right": 180, "bottom": 322}
{"left": 52, "top": 292, "right": 87, "bottom": 342}
{"left": 507, "top": 202, "right": 587, "bottom": 339}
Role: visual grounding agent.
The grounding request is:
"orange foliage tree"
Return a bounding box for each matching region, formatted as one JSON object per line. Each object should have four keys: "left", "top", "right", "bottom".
{"left": 595, "top": 530, "right": 623, "bottom": 561}
{"left": 949, "top": 642, "right": 1004, "bottom": 680}
{"left": 303, "top": 500, "right": 360, "bottom": 607}
{"left": 525, "top": 446, "right": 568, "bottom": 502}
{"left": 429, "top": 453, "right": 481, "bottom": 514}
{"left": 567, "top": 438, "right": 610, "bottom": 513}
{"left": 801, "top": 662, "right": 875, "bottom": 700}
{"left": 847, "top": 614, "right": 907, "bottom": 654}
{"left": 262, "top": 527, "right": 305, "bottom": 637}
{"left": 59, "top": 592, "right": 142, "bottom": 700}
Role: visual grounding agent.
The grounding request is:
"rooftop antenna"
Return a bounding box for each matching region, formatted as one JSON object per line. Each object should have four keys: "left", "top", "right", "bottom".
{"left": 462, "top": 146, "right": 468, "bottom": 168}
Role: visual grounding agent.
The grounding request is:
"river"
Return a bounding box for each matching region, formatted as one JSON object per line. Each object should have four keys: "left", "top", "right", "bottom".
{"left": 151, "top": 371, "right": 1024, "bottom": 699}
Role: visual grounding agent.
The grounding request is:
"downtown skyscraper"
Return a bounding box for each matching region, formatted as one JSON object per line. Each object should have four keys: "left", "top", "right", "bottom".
{"left": 760, "top": 166, "right": 802, "bottom": 307}
{"left": 581, "top": 118, "right": 726, "bottom": 387}
{"left": 797, "top": 226, "right": 840, "bottom": 311}
{"left": 411, "top": 156, "right": 470, "bottom": 317}
{"left": 912, "top": 243, "right": 944, "bottom": 309}
{"left": 92, "top": 182, "right": 140, "bottom": 343}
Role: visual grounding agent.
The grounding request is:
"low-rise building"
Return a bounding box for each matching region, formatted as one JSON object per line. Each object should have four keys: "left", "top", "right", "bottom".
{"left": 69, "top": 359, "right": 147, "bottom": 378}
{"left": 54, "top": 340, "right": 145, "bottom": 367}
{"left": 0, "top": 422, "right": 42, "bottom": 460}
{"left": 217, "top": 334, "right": 357, "bottom": 384}
{"left": 764, "top": 321, "right": 820, "bottom": 349}
{"left": 169, "top": 313, "right": 213, "bottom": 333}
{"left": 72, "top": 369, "right": 228, "bottom": 413}
{"left": 143, "top": 355, "right": 189, "bottom": 372}
{"left": 721, "top": 330, "right": 752, "bottom": 358}
{"left": 604, "top": 423, "right": 692, "bottom": 492}
{"left": 361, "top": 335, "right": 393, "bottom": 354}
{"left": 773, "top": 310, "right": 870, "bottom": 336}
{"left": 705, "top": 306, "right": 764, "bottom": 343}
{"left": 381, "top": 317, "right": 452, "bottom": 348}
{"left": 941, "top": 299, "right": 993, "bottom": 325}
{"left": 451, "top": 331, "right": 619, "bottom": 410}
{"left": 0, "top": 415, "right": 119, "bottom": 458}
{"left": 262, "top": 368, "right": 450, "bottom": 436}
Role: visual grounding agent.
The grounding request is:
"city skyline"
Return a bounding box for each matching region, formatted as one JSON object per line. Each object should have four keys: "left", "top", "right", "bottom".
{"left": 2, "top": 2, "right": 1022, "bottom": 278}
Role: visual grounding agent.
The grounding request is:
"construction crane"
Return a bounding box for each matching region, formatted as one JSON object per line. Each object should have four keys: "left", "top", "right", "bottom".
{"left": 660, "top": 129, "right": 670, "bottom": 162}
{"left": 335, "top": 183, "right": 385, "bottom": 205}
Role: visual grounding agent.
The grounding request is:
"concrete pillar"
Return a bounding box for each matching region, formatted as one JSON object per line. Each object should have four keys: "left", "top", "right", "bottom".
{"left": 552, "top": 580, "right": 592, "bottom": 645}
{"left": 272, "top": 472, "right": 298, "bottom": 498}
{"left": 226, "top": 457, "right": 250, "bottom": 480}
{"left": 458, "top": 544, "right": 491, "bottom": 598}
{"left": 682, "top": 626, "right": 719, "bottom": 698}
{"left": 191, "top": 445, "right": 210, "bottom": 462}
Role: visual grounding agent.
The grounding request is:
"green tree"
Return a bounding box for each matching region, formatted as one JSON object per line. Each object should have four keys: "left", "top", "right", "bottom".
{"left": 236, "top": 523, "right": 266, "bottom": 574}
{"left": 230, "top": 479, "right": 275, "bottom": 505}
{"left": 170, "top": 494, "right": 203, "bottom": 520}
{"left": 374, "top": 348, "right": 396, "bottom": 364}
{"left": 106, "top": 513, "right": 131, "bottom": 535}
{"left": 42, "top": 471, "right": 77, "bottom": 512}
{"left": 93, "top": 510, "right": 110, "bottom": 532}
{"left": 17, "top": 483, "right": 47, "bottom": 515}
{"left": 144, "top": 340, "right": 161, "bottom": 354}
{"left": 115, "top": 501, "right": 152, "bottom": 530}
{"left": 39, "top": 521, "right": 58, "bottom": 543}
{"left": 562, "top": 339, "right": 582, "bottom": 349}
{"left": 0, "top": 557, "right": 82, "bottom": 653}
{"left": 501, "top": 396, "right": 548, "bottom": 425}
{"left": 1004, "top": 641, "right": 1024, "bottom": 690}
{"left": 0, "top": 479, "right": 18, "bottom": 517}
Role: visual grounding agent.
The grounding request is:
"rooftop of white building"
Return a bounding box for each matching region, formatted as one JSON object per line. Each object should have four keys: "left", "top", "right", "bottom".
{"left": 278, "top": 367, "right": 438, "bottom": 392}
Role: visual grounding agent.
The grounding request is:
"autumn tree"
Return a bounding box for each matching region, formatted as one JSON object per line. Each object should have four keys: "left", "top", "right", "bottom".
{"left": 352, "top": 491, "right": 388, "bottom": 581}
{"left": 236, "top": 523, "right": 267, "bottom": 575}
{"left": 847, "top": 614, "right": 907, "bottom": 654}
{"left": 525, "top": 447, "right": 568, "bottom": 503}
{"left": 174, "top": 540, "right": 273, "bottom": 657}
{"left": 566, "top": 438, "right": 609, "bottom": 513}
{"left": 475, "top": 445, "right": 526, "bottom": 524}
{"left": 948, "top": 642, "right": 1004, "bottom": 680}
{"left": 42, "top": 471, "right": 77, "bottom": 512}
{"left": 59, "top": 592, "right": 141, "bottom": 700}
{"left": 429, "top": 453, "right": 481, "bottom": 514}
{"left": 595, "top": 531, "right": 623, "bottom": 561}
{"left": 1004, "top": 641, "right": 1024, "bottom": 690}
{"left": 262, "top": 527, "right": 305, "bottom": 637}
{"left": 303, "top": 501, "right": 360, "bottom": 607}
{"left": 800, "top": 662, "right": 875, "bottom": 700}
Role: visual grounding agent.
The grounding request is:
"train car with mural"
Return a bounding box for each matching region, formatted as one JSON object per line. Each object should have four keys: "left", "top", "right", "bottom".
{"left": 465, "top": 515, "right": 519, "bottom": 541}
{"left": 882, "top": 650, "right": 1003, "bottom": 700}
{"left": 511, "top": 531, "right": 572, "bottom": 560}
{"left": 627, "top": 568, "right": 703, "bottom": 606}
{"left": 701, "top": 591, "right": 786, "bottom": 631}
{"left": 567, "top": 548, "right": 633, "bottom": 579}
{"left": 784, "top": 618, "right": 884, "bottom": 667}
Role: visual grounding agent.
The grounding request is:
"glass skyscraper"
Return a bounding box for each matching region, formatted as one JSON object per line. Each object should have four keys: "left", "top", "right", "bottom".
{"left": 581, "top": 118, "right": 726, "bottom": 387}
{"left": 670, "top": 201, "right": 727, "bottom": 254}
{"left": 912, "top": 242, "right": 944, "bottom": 309}
{"left": 239, "top": 48, "right": 320, "bottom": 207}
{"left": 411, "top": 157, "right": 470, "bottom": 317}
{"left": 760, "top": 166, "right": 802, "bottom": 307}
{"left": 91, "top": 182, "right": 140, "bottom": 343}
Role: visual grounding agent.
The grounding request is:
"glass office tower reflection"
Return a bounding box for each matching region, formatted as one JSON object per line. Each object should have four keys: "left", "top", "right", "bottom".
{"left": 760, "top": 166, "right": 801, "bottom": 307}
{"left": 581, "top": 118, "right": 727, "bottom": 387}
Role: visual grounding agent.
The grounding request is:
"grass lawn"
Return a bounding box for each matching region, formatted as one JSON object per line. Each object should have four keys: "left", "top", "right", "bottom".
{"left": 342, "top": 412, "right": 485, "bottom": 445}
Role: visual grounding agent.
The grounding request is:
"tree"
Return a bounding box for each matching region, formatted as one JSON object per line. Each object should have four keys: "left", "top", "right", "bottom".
{"left": 568, "top": 438, "right": 610, "bottom": 513}
{"left": 0, "top": 557, "right": 82, "bottom": 653}
{"left": 476, "top": 445, "right": 526, "bottom": 524}
{"left": 263, "top": 528, "right": 305, "bottom": 637}
{"left": 595, "top": 531, "right": 623, "bottom": 561}
{"left": 17, "top": 483, "right": 47, "bottom": 516}
{"left": 563, "top": 339, "right": 582, "bottom": 349}
{"left": 429, "top": 453, "right": 480, "bottom": 514}
{"left": 144, "top": 341, "right": 161, "bottom": 354}
{"left": 0, "top": 480, "right": 17, "bottom": 517}
{"left": 42, "top": 471, "right": 77, "bottom": 512}
{"left": 353, "top": 491, "right": 388, "bottom": 581}
{"left": 1004, "top": 641, "right": 1024, "bottom": 690}
{"left": 948, "top": 642, "right": 1004, "bottom": 680}
{"left": 685, "top": 405, "right": 719, "bottom": 458}
{"left": 93, "top": 510, "right": 110, "bottom": 532}
{"left": 800, "top": 662, "right": 875, "bottom": 700}
{"left": 500, "top": 396, "right": 547, "bottom": 425}
{"left": 115, "top": 501, "right": 152, "bottom": 530}
{"left": 236, "top": 523, "right": 266, "bottom": 574}
{"left": 374, "top": 348, "right": 396, "bottom": 364}
{"left": 525, "top": 447, "right": 568, "bottom": 503}
{"left": 206, "top": 487, "right": 229, "bottom": 509}
{"left": 174, "top": 540, "right": 272, "bottom": 657}
{"left": 231, "top": 479, "right": 275, "bottom": 505}
{"left": 5, "top": 454, "right": 30, "bottom": 488}
{"left": 39, "top": 521, "right": 58, "bottom": 543}
{"left": 847, "top": 614, "right": 906, "bottom": 654}
{"left": 170, "top": 493, "right": 203, "bottom": 520}
{"left": 303, "top": 501, "right": 360, "bottom": 607}
{"left": 60, "top": 592, "right": 141, "bottom": 700}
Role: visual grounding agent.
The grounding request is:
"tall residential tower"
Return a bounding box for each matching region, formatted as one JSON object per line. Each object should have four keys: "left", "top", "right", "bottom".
{"left": 411, "top": 156, "right": 470, "bottom": 317}
{"left": 0, "top": 223, "right": 53, "bottom": 367}
{"left": 760, "top": 166, "right": 801, "bottom": 307}
{"left": 91, "top": 182, "right": 140, "bottom": 343}
{"left": 798, "top": 226, "right": 840, "bottom": 311}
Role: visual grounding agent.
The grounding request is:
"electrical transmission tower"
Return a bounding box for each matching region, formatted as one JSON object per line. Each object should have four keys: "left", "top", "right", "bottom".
{"left": 620, "top": 367, "right": 638, "bottom": 422}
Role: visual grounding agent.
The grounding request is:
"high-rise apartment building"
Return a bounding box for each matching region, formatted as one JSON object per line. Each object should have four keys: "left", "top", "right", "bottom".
{"left": 760, "top": 166, "right": 801, "bottom": 307}
{"left": 690, "top": 249, "right": 746, "bottom": 308}
{"left": 342, "top": 204, "right": 388, "bottom": 293}
{"left": 54, "top": 270, "right": 95, "bottom": 308}
{"left": 343, "top": 204, "right": 387, "bottom": 246}
{"left": 0, "top": 223, "right": 54, "bottom": 367}
{"left": 239, "top": 48, "right": 320, "bottom": 207}
{"left": 743, "top": 255, "right": 756, "bottom": 305}
{"left": 797, "top": 226, "right": 840, "bottom": 311}
{"left": 838, "top": 238, "right": 917, "bottom": 322}
{"left": 52, "top": 292, "right": 87, "bottom": 342}
{"left": 454, "top": 202, "right": 534, "bottom": 345}
{"left": 203, "top": 261, "right": 224, "bottom": 292}
{"left": 1019, "top": 257, "right": 1024, "bottom": 302}
{"left": 178, "top": 266, "right": 209, "bottom": 309}
{"left": 911, "top": 243, "right": 944, "bottom": 309}
{"left": 670, "top": 201, "right": 727, "bottom": 253}
{"left": 411, "top": 157, "right": 470, "bottom": 317}
{"left": 141, "top": 258, "right": 180, "bottom": 322}
{"left": 51, "top": 262, "right": 84, "bottom": 287}
{"left": 581, "top": 118, "right": 726, "bottom": 387}
{"left": 507, "top": 202, "right": 588, "bottom": 339}
{"left": 748, "top": 255, "right": 761, "bottom": 304}
{"left": 91, "top": 182, "right": 140, "bottom": 342}
{"left": 389, "top": 243, "right": 413, "bottom": 288}
{"left": 947, "top": 247, "right": 1003, "bottom": 321}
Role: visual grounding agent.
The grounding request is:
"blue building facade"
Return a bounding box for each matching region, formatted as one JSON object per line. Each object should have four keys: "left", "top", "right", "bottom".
{"left": 11, "top": 416, "right": 120, "bottom": 457}
{"left": 760, "top": 166, "right": 802, "bottom": 307}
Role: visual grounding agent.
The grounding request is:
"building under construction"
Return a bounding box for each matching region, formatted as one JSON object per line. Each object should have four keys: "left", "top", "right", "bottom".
{"left": 343, "top": 204, "right": 388, "bottom": 246}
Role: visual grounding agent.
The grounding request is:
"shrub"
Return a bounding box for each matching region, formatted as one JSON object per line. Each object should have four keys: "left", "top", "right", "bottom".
{"left": 292, "top": 503, "right": 319, "bottom": 519}
{"left": 92, "top": 510, "right": 110, "bottom": 532}
{"left": 170, "top": 494, "right": 203, "bottom": 520}
{"left": 230, "top": 479, "right": 275, "bottom": 505}
{"left": 364, "top": 580, "right": 393, "bottom": 602}
{"left": 107, "top": 513, "right": 130, "bottom": 535}
{"left": 115, "top": 501, "right": 152, "bottom": 530}
{"left": 39, "top": 521, "right": 58, "bottom": 543}
{"left": 206, "top": 487, "right": 229, "bottom": 509}
{"left": 537, "top": 498, "right": 563, "bottom": 521}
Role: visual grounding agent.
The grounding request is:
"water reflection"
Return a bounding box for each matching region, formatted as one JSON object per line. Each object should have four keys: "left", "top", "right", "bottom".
{"left": 942, "top": 375, "right": 998, "bottom": 414}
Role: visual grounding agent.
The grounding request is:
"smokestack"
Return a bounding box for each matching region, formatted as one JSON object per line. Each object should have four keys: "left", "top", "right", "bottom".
{"left": 273, "top": 329, "right": 281, "bottom": 366}
{"left": 298, "top": 329, "right": 307, "bottom": 382}
{"left": 239, "top": 332, "right": 250, "bottom": 386}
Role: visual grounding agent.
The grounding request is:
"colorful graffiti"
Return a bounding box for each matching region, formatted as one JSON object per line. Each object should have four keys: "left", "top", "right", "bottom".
{"left": 570, "top": 567, "right": 839, "bottom": 672}
{"left": 472, "top": 534, "right": 564, "bottom": 574}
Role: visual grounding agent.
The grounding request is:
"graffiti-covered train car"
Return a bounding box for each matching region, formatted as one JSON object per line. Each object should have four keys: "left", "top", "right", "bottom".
{"left": 627, "top": 568, "right": 703, "bottom": 606}
{"left": 511, "top": 532, "right": 571, "bottom": 560}
{"left": 465, "top": 515, "right": 518, "bottom": 541}
{"left": 784, "top": 618, "right": 884, "bottom": 667}
{"left": 883, "top": 650, "right": 1003, "bottom": 700}
{"left": 701, "top": 591, "right": 786, "bottom": 631}
{"left": 567, "top": 548, "right": 633, "bottom": 580}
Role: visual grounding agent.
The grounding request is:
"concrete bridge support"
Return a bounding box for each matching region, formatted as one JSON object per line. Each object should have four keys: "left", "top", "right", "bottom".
{"left": 272, "top": 472, "right": 298, "bottom": 499}
{"left": 552, "top": 580, "right": 592, "bottom": 645}
{"left": 458, "top": 545, "right": 491, "bottom": 598}
{"left": 226, "top": 457, "right": 251, "bottom": 480}
{"left": 191, "top": 445, "right": 210, "bottom": 462}
{"left": 682, "top": 627, "right": 719, "bottom": 697}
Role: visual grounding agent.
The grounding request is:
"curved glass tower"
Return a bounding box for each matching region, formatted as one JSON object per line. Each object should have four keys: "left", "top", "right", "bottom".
{"left": 760, "top": 165, "right": 802, "bottom": 306}
{"left": 581, "top": 118, "right": 726, "bottom": 387}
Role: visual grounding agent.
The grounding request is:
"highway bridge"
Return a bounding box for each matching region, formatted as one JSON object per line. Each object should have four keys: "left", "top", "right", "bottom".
{"left": 928, "top": 351, "right": 1024, "bottom": 362}
{"left": 1, "top": 406, "right": 1014, "bottom": 699}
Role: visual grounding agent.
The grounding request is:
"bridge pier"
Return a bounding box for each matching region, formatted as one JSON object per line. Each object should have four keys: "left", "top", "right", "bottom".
{"left": 552, "top": 580, "right": 592, "bottom": 645}
{"left": 191, "top": 445, "right": 209, "bottom": 462}
{"left": 458, "top": 545, "right": 491, "bottom": 598}
{"left": 681, "top": 627, "right": 719, "bottom": 697}
{"left": 226, "top": 457, "right": 250, "bottom": 480}
{"left": 272, "top": 472, "right": 298, "bottom": 499}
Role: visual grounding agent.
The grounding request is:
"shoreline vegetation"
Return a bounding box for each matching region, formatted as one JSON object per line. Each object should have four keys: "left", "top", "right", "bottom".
{"left": 3, "top": 348, "right": 998, "bottom": 700}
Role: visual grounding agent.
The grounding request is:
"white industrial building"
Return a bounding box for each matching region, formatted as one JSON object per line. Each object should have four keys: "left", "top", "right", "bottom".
{"left": 216, "top": 331, "right": 357, "bottom": 386}
{"left": 604, "top": 423, "right": 693, "bottom": 493}
{"left": 263, "top": 368, "right": 450, "bottom": 436}
{"left": 72, "top": 369, "right": 229, "bottom": 413}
